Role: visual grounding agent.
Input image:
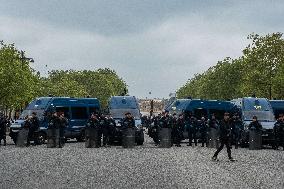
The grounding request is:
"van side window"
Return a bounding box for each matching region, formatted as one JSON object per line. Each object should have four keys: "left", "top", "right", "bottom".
{"left": 71, "top": 107, "right": 88, "bottom": 119}
{"left": 209, "top": 109, "right": 225, "bottom": 120}
{"left": 56, "top": 107, "right": 70, "bottom": 119}
{"left": 89, "top": 107, "right": 98, "bottom": 115}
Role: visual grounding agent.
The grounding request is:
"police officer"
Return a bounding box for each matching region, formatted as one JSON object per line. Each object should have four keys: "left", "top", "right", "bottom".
{"left": 86, "top": 113, "right": 101, "bottom": 148}
{"left": 274, "top": 114, "right": 284, "bottom": 150}
{"left": 47, "top": 112, "right": 61, "bottom": 148}
{"left": 185, "top": 112, "right": 198, "bottom": 147}
{"left": 100, "top": 114, "right": 110, "bottom": 147}
{"left": 105, "top": 114, "right": 116, "bottom": 146}
{"left": 58, "top": 112, "right": 68, "bottom": 148}
{"left": 212, "top": 112, "right": 235, "bottom": 161}
{"left": 173, "top": 114, "right": 184, "bottom": 147}
{"left": 231, "top": 114, "right": 243, "bottom": 149}
{"left": 27, "top": 112, "right": 40, "bottom": 146}
{"left": 121, "top": 112, "right": 135, "bottom": 147}
{"left": 151, "top": 114, "right": 161, "bottom": 146}
{"left": 121, "top": 112, "right": 135, "bottom": 129}
{"left": 208, "top": 114, "right": 219, "bottom": 130}
{"left": 208, "top": 114, "right": 219, "bottom": 148}
{"left": 248, "top": 116, "right": 262, "bottom": 130}
{"left": 0, "top": 114, "right": 8, "bottom": 146}
{"left": 23, "top": 116, "right": 33, "bottom": 147}
{"left": 199, "top": 116, "right": 208, "bottom": 147}
{"left": 158, "top": 110, "right": 173, "bottom": 147}
{"left": 159, "top": 110, "right": 172, "bottom": 129}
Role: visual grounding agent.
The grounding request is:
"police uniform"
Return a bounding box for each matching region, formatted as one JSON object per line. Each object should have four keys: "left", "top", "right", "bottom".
{"left": 185, "top": 116, "right": 198, "bottom": 146}
{"left": 0, "top": 116, "right": 8, "bottom": 146}
{"left": 86, "top": 115, "right": 101, "bottom": 147}
{"left": 198, "top": 119, "right": 208, "bottom": 147}
{"left": 274, "top": 118, "right": 284, "bottom": 150}
{"left": 231, "top": 117, "right": 243, "bottom": 149}
{"left": 212, "top": 115, "right": 235, "bottom": 161}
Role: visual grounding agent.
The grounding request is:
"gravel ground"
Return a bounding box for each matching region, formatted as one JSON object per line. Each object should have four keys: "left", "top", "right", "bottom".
{"left": 0, "top": 134, "right": 283, "bottom": 189}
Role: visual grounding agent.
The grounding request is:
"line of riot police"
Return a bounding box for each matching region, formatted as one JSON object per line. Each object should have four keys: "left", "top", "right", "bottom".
{"left": 85, "top": 112, "right": 137, "bottom": 148}
{"left": 147, "top": 110, "right": 247, "bottom": 149}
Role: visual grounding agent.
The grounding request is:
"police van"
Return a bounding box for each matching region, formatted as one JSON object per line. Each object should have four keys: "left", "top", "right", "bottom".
{"left": 231, "top": 97, "right": 276, "bottom": 146}
{"left": 269, "top": 100, "right": 284, "bottom": 119}
{"left": 108, "top": 96, "right": 144, "bottom": 145}
{"left": 10, "top": 97, "right": 100, "bottom": 144}
{"left": 166, "top": 99, "right": 236, "bottom": 120}
{"left": 165, "top": 99, "right": 237, "bottom": 140}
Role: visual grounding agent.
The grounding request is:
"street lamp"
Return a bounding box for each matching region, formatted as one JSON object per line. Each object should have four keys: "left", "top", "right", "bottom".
{"left": 20, "top": 50, "right": 34, "bottom": 69}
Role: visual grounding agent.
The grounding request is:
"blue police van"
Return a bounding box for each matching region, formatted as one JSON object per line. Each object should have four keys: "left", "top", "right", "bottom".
{"left": 108, "top": 96, "right": 144, "bottom": 145}
{"left": 269, "top": 100, "right": 284, "bottom": 119}
{"left": 166, "top": 99, "right": 236, "bottom": 120}
{"left": 10, "top": 97, "right": 100, "bottom": 144}
{"left": 164, "top": 99, "right": 237, "bottom": 140}
{"left": 231, "top": 97, "right": 276, "bottom": 146}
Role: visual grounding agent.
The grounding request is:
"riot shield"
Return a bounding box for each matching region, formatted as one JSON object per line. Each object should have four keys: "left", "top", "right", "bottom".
{"left": 47, "top": 128, "right": 59, "bottom": 148}
{"left": 85, "top": 127, "right": 99, "bottom": 148}
{"left": 208, "top": 128, "right": 219, "bottom": 149}
{"left": 122, "top": 128, "right": 135, "bottom": 148}
{"left": 249, "top": 129, "right": 262, "bottom": 150}
{"left": 159, "top": 128, "right": 172, "bottom": 148}
{"left": 16, "top": 128, "right": 29, "bottom": 147}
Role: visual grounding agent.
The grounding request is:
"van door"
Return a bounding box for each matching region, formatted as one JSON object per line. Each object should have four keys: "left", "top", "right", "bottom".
{"left": 70, "top": 106, "right": 88, "bottom": 137}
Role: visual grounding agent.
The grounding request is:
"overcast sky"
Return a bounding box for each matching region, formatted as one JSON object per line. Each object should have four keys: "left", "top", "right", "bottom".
{"left": 1, "top": 0, "right": 284, "bottom": 98}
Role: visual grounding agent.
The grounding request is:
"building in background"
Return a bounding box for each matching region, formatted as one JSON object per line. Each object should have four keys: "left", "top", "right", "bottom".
{"left": 138, "top": 99, "right": 166, "bottom": 116}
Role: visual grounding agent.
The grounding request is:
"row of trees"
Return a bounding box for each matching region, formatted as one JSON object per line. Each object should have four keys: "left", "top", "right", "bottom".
{"left": 177, "top": 33, "right": 284, "bottom": 100}
{"left": 0, "top": 41, "right": 128, "bottom": 115}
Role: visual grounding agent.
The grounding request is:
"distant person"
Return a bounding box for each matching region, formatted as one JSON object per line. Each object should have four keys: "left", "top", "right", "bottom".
{"left": 185, "top": 112, "right": 198, "bottom": 147}
{"left": 199, "top": 116, "right": 208, "bottom": 147}
{"left": 86, "top": 113, "right": 101, "bottom": 148}
{"left": 212, "top": 112, "right": 236, "bottom": 161}
{"left": 274, "top": 114, "right": 284, "bottom": 150}
{"left": 172, "top": 113, "right": 183, "bottom": 147}
{"left": 0, "top": 114, "right": 8, "bottom": 146}
{"left": 122, "top": 112, "right": 135, "bottom": 129}
{"left": 27, "top": 112, "right": 40, "bottom": 145}
{"left": 58, "top": 112, "right": 68, "bottom": 148}
{"left": 159, "top": 110, "right": 172, "bottom": 129}
{"left": 248, "top": 116, "right": 262, "bottom": 131}
{"left": 231, "top": 114, "right": 243, "bottom": 149}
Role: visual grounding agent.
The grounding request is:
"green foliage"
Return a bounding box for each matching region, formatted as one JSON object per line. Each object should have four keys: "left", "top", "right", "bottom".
{"left": 0, "top": 41, "right": 40, "bottom": 109}
{"left": 38, "top": 69, "right": 128, "bottom": 108}
{"left": 177, "top": 33, "right": 284, "bottom": 100}
{"left": 0, "top": 41, "right": 128, "bottom": 111}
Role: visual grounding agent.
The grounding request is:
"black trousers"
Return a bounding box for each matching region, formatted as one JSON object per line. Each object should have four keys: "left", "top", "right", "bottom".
{"left": 0, "top": 131, "right": 6, "bottom": 145}
{"left": 200, "top": 132, "right": 207, "bottom": 147}
{"left": 188, "top": 129, "right": 197, "bottom": 146}
{"left": 102, "top": 128, "right": 110, "bottom": 146}
{"left": 172, "top": 129, "right": 181, "bottom": 145}
{"left": 214, "top": 138, "right": 232, "bottom": 159}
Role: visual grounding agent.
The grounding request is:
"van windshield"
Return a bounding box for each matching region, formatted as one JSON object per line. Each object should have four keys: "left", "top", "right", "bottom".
{"left": 243, "top": 98, "right": 275, "bottom": 121}
{"left": 110, "top": 109, "right": 140, "bottom": 119}
{"left": 169, "top": 99, "right": 191, "bottom": 113}
{"left": 19, "top": 109, "right": 45, "bottom": 119}
{"left": 109, "top": 97, "right": 138, "bottom": 109}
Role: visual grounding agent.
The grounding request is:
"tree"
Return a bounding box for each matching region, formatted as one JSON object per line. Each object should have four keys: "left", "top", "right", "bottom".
{"left": 241, "top": 33, "right": 284, "bottom": 99}
{"left": 0, "top": 41, "right": 39, "bottom": 111}
{"left": 177, "top": 32, "right": 284, "bottom": 100}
